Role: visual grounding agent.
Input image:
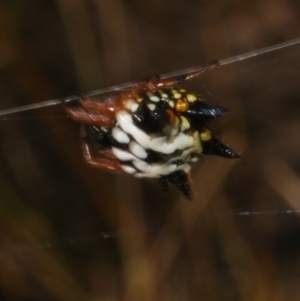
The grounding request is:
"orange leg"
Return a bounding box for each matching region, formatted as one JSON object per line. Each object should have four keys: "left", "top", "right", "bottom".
{"left": 78, "top": 96, "right": 123, "bottom": 121}
{"left": 62, "top": 90, "right": 127, "bottom": 127}
{"left": 80, "top": 125, "right": 123, "bottom": 172}
{"left": 133, "top": 60, "right": 219, "bottom": 91}
{"left": 97, "top": 149, "right": 119, "bottom": 160}
{"left": 64, "top": 107, "right": 114, "bottom": 126}
{"left": 62, "top": 99, "right": 117, "bottom": 127}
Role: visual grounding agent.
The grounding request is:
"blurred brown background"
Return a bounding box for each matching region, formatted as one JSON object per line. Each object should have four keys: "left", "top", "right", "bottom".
{"left": 0, "top": 0, "right": 300, "bottom": 300}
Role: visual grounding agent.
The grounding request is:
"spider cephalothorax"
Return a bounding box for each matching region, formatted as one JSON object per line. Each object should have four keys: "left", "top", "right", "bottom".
{"left": 62, "top": 63, "right": 238, "bottom": 199}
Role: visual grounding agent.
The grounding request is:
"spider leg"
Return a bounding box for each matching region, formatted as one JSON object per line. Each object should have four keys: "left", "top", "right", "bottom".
{"left": 62, "top": 99, "right": 116, "bottom": 127}
{"left": 97, "top": 149, "right": 119, "bottom": 160}
{"left": 79, "top": 96, "right": 123, "bottom": 119}
{"left": 80, "top": 125, "right": 123, "bottom": 172}
{"left": 134, "top": 60, "right": 219, "bottom": 91}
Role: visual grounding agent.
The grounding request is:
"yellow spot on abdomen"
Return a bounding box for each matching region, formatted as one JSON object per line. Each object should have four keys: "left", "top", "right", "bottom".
{"left": 175, "top": 99, "right": 188, "bottom": 112}
{"left": 173, "top": 92, "right": 182, "bottom": 99}
{"left": 168, "top": 101, "right": 175, "bottom": 108}
{"left": 147, "top": 103, "right": 156, "bottom": 111}
{"left": 187, "top": 94, "right": 197, "bottom": 102}
{"left": 180, "top": 116, "right": 190, "bottom": 131}
{"left": 150, "top": 95, "right": 160, "bottom": 102}
{"left": 200, "top": 130, "right": 212, "bottom": 141}
{"left": 193, "top": 132, "right": 202, "bottom": 154}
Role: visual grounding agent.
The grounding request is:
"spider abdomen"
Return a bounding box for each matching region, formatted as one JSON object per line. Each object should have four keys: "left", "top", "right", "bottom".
{"left": 110, "top": 110, "right": 200, "bottom": 178}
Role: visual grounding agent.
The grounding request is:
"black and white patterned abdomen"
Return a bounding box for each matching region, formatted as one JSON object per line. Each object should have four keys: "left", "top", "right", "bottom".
{"left": 111, "top": 110, "right": 201, "bottom": 178}
{"left": 91, "top": 87, "right": 237, "bottom": 197}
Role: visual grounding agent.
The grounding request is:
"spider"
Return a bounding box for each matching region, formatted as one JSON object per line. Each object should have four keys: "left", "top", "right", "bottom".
{"left": 62, "top": 61, "right": 238, "bottom": 200}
